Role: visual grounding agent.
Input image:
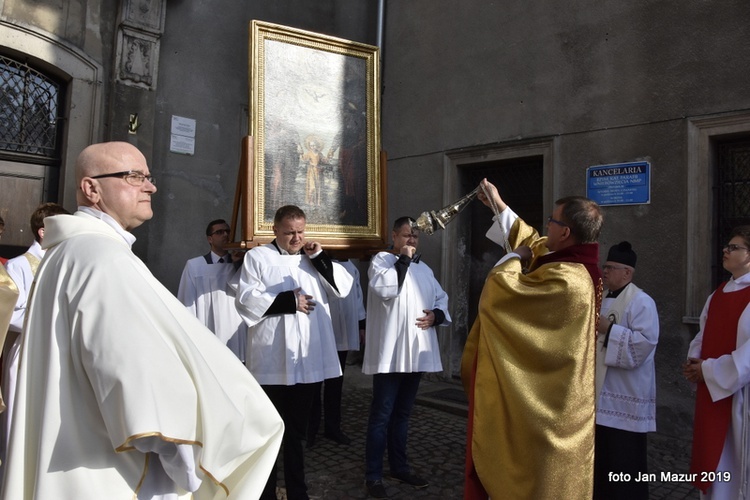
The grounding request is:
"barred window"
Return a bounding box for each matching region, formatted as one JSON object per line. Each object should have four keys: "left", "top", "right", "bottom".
{"left": 714, "top": 137, "right": 750, "bottom": 286}
{"left": 0, "top": 55, "right": 62, "bottom": 159}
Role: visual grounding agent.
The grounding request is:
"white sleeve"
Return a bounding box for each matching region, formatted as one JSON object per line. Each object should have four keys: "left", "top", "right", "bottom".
{"left": 367, "top": 253, "right": 401, "bottom": 300}
{"left": 133, "top": 437, "right": 203, "bottom": 494}
{"left": 687, "top": 293, "right": 712, "bottom": 360}
{"left": 318, "top": 259, "right": 354, "bottom": 299}
{"left": 701, "top": 302, "right": 750, "bottom": 402}
{"left": 432, "top": 278, "right": 452, "bottom": 327}
{"left": 5, "top": 260, "right": 29, "bottom": 333}
{"left": 604, "top": 293, "right": 659, "bottom": 368}
{"left": 235, "top": 250, "right": 277, "bottom": 327}
{"left": 485, "top": 207, "right": 519, "bottom": 247}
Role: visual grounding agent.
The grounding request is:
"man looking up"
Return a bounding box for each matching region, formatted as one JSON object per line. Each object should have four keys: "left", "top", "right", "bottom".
{"left": 3, "top": 141, "right": 283, "bottom": 499}
{"left": 594, "top": 241, "right": 659, "bottom": 500}
{"left": 462, "top": 178, "right": 603, "bottom": 500}
{"left": 178, "top": 218, "right": 245, "bottom": 360}
{"left": 236, "top": 204, "right": 352, "bottom": 500}
{"left": 363, "top": 216, "right": 451, "bottom": 499}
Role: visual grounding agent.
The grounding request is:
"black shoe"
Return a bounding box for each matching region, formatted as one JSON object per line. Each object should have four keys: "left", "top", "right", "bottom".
{"left": 389, "top": 471, "right": 428, "bottom": 489}
{"left": 324, "top": 430, "right": 351, "bottom": 445}
{"left": 365, "top": 479, "right": 388, "bottom": 498}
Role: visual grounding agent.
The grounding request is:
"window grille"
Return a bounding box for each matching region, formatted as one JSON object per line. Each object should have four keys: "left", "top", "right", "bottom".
{"left": 714, "top": 138, "right": 750, "bottom": 286}
{"left": 0, "top": 55, "right": 62, "bottom": 158}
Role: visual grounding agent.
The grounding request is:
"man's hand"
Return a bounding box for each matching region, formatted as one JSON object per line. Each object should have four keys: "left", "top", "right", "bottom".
{"left": 415, "top": 309, "right": 435, "bottom": 330}
{"left": 514, "top": 245, "right": 532, "bottom": 261}
{"left": 682, "top": 357, "right": 704, "bottom": 383}
{"left": 294, "top": 287, "right": 316, "bottom": 314}
{"left": 303, "top": 241, "right": 322, "bottom": 256}
{"left": 400, "top": 245, "right": 417, "bottom": 259}
{"left": 477, "top": 178, "right": 508, "bottom": 212}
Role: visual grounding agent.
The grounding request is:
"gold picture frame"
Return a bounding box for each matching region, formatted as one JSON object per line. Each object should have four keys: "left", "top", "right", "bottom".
{"left": 245, "top": 20, "right": 385, "bottom": 251}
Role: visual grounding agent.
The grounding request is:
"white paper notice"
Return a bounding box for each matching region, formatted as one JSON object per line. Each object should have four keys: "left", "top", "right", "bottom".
{"left": 170, "top": 134, "right": 195, "bottom": 155}
{"left": 170, "top": 115, "right": 196, "bottom": 155}
{"left": 171, "top": 116, "right": 196, "bottom": 137}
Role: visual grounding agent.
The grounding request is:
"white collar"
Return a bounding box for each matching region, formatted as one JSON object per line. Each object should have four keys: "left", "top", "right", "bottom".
{"left": 27, "top": 240, "right": 45, "bottom": 259}
{"left": 210, "top": 251, "right": 229, "bottom": 263}
{"left": 77, "top": 206, "right": 137, "bottom": 247}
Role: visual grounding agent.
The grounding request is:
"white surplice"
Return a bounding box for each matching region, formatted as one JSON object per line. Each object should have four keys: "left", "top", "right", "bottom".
{"left": 688, "top": 273, "right": 750, "bottom": 500}
{"left": 5, "top": 240, "right": 44, "bottom": 333}
{"left": 362, "top": 252, "right": 451, "bottom": 375}
{"left": 597, "top": 283, "right": 659, "bottom": 432}
{"left": 0, "top": 240, "right": 44, "bottom": 483}
{"left": 178, "top": 256, "right": 246, "bottom": 361}
{"left": 235, "top": 243, "right": 353, "bottom": 385}
{"left": 329, "top": 260, "right": 366, "bottom": 352}
{"left": 3, "top": 211, "right": 284, "bottom": 500}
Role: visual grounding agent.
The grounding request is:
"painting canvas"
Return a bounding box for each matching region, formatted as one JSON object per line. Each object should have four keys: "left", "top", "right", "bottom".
{"left": 248, "top": 21, "right": 384, "bottom": 248}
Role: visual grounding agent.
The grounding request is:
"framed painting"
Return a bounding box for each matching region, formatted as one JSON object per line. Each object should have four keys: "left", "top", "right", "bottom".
{"left": 245, "top": 20, "right": 385, "bottom": 251}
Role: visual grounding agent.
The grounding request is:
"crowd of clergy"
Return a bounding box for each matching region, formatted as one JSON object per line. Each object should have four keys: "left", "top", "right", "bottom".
{"left": 0, "top": 141, "right": 747, "bottom": 500}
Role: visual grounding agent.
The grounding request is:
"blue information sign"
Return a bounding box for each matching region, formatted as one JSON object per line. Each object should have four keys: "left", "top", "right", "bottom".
{"left": 586, "top": 161, "right": 651, "bottom": 206}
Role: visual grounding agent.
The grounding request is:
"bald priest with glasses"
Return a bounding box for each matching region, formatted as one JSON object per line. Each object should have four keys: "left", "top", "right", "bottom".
{"left": 3, "top": 142, "right": 283, "bottom": 500}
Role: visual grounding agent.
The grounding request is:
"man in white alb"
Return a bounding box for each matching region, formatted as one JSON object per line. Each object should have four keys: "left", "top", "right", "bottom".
{"left": 307, "top": 258, "right": 366, "bottom": 448}
{"left": 0, "top": 202, "right": 68, "bottom": 479}
{"left": 236, "top": 204, "right": 353, "bottom": 500}
{"left": 594, "top": 241, "right": 659, "bottom": 500}
{"left": 178, "top": 218, "right": 245, "bottom": 360}
{"left": 363, "top": 216, "right": 451, "bottom": 499}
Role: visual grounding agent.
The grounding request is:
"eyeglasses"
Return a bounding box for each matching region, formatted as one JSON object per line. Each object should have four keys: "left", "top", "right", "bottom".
{"left": 91, "top": 170, "right": 155, "bottom": 186}
{"left": 723, "top": 244, "right": 750, "bottom": 253}
{"left": 547, "top": 216, "right": 568, "bottom": 227}
{"left": 602, "top": 264, "right": 629, "bottom": 271}
{"left": 210, "top": 228, "right": 231, "bottom": 236}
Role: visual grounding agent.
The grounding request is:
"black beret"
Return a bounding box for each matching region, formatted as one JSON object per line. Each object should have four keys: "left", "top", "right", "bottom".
{"left": 607, "top": 241, "right": 637, "bottom": 268}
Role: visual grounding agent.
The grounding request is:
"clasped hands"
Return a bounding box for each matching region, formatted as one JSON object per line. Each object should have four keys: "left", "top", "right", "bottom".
{"left": 682, "top": 358, "right": 704, "bottom": 383}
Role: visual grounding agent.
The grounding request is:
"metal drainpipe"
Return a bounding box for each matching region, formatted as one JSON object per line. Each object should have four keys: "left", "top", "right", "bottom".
{"left": 376, "top": 0, "right": 386, "bottom": 95}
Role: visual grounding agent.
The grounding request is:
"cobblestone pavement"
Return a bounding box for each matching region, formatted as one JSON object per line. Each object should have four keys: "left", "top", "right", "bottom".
{"left": 270, "top": 370, "right": 700, "bottom": 499}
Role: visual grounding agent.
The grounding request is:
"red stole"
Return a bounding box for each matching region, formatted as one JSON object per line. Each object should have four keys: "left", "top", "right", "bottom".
{"left": 534, "top": 243, "right": 602, "bottom": 305}
{"left": 690, "top": 282, "right": 750, "bottom": 492}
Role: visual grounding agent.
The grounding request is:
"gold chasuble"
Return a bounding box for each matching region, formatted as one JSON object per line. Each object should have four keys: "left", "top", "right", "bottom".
{"left": 0, "top": 266, "right": 19, "bottom": 413}
{"left": 462, "top": 218, "right": 601, "bottom": 500}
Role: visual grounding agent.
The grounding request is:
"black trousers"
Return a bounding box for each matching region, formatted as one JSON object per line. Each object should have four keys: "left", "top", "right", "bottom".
{"left": 308, "top": 350, "right": 348, "bottom": 438}
{"left": 593, "top": 424, "right": 649, "bottom": 500}
{"left": 261, "top": 383, "right": 316, "bottom": 500}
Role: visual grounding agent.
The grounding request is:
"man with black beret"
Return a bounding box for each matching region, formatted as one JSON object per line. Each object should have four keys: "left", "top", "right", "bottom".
{"left": 594, "top": 241, "right": 660, "bottom": 500}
